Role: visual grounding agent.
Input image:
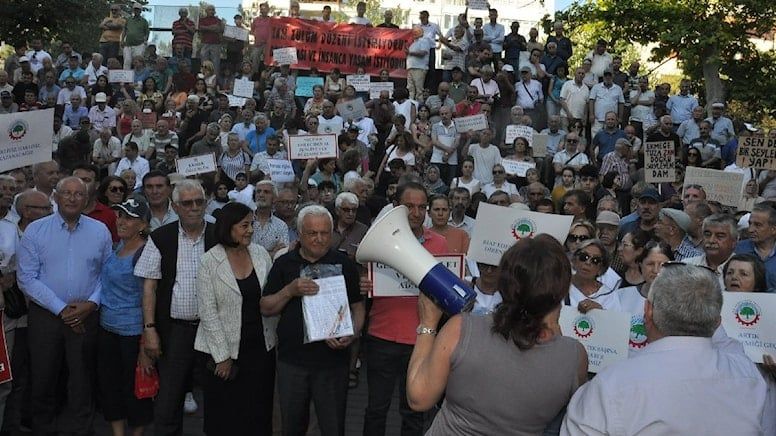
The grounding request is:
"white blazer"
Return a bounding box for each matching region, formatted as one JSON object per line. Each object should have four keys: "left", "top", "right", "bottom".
{"left": 194, "top": 243, "right": 278, "bottom": 363}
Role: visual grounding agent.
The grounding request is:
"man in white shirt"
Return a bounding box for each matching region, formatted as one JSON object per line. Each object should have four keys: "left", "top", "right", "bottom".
{"left": 586, "top": 39, "right": 613, "bottom": 80}
{"left": 562, "top": 263, "right": 769, "bottom": 436}
{"left": 406, "top": 26, "right": 431, "bottom": 101}
{"left": 25, "top": 39, "right": 53, "bottom": 75}
{"left": 588, "top": 69, "right": 624, "bottom": 138}
{"left": 315, "top": 5, "right": 336, "bottom": 23}
{"left": 349, "top": 2, "right": 371, "bottom": 25}
{"left": 515, "top": 66, "right": 543, "bottom": 126}
{"left": 318, "top": 100, "right": 344, "bottom": 135}
{"left": 87, "top": 92, "right": 117, "bottom": 131}
{"left": 114, "top": 142, "right": 150, "bottom": 190}
{"left": 56, "top": 78, "right": 87, "bottom": 106}
{"left": 465, "top": 128, "right": 501, "bottom": 184}
{"left": 82, "top": 53, "right": 109, "bottom": 87}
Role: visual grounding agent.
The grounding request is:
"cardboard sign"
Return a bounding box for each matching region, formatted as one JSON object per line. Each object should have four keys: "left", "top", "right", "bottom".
{"left": 531, "top": 133, "right": 548, "bottom": 157}
{"left": 295, "top": 76, "right": 324, "bottom": 98}
{"left": 0, "top": 109, "right": 55, "bottom": 171}
{"left": 453, "top": 114, "right": 489, "bottom": 133}
{"left": 369, "top": 254, "right": 464, "bottom": 297}
{"left": 226, "top": 94, "right": 247, "bottom": 108}
{"left": 736, "top": 136, "right": 776, "bottom": 170}
{"left": 505, "top": 125, "right": 534, "bottom": 147}
{"left": 467, "top": 203, "right": 573, "bottom": 266}
{"left": 287, "top": 134, "right": 338, "bottom": 160}
{"left": 232, "top": 78, "right": 255, "bottom": 98}
{"left": 369, "top": 82, "right": 394, "bottom": 99}
{"left": 137, "top": 111, "right": 157, "bottom": 129}
{"left": 468, "top": 0, "right": 490, "bottom": 9}
{"left": 108, "top": 69, "right": 135, "bottom": 83}
{"left": 175, "top": 153, "right": 217, "bottom": 176}
{"left": 223, "top": 24, "right": 249, "bottom": 41}
{"left": 272, "top": 47, "right": 298, "bottom": 66}
{"left": 684, "top": 167, "right": 744, "bottom": 207}
{"left": 267, "top": 159, "right": 295, "bottom": 183}
{"left": 721, "top": 292, "right": 776, "bottom": 364}
{"left": 336, "top": 98, "right": 368, "bottom": 121}
{"left": 501, "top": 159, "right": 536, "bottom": 177}
{"left": 559, "top": 306, "right": 631, "bottom": 373}
{"left": 644, "top": 140, "right": 675, "bottom": 183}
{"left": 346, "top": 74, "right": 371, "bottom": 92}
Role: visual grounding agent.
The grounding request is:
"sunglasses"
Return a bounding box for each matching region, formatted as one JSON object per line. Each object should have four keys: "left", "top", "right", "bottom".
{"left": 567, "top": 234, "right": 590, "bottom": 243}
{"left": 109, "top": 186, "right": 126, "bottom": 193}
{"left": 492, "top": 170, "right": 505, "bottom": 174}
{"left": 178, "top": 198, "right": 206, "bottom": 208}
{"left": 575, "top": 251, "right": 603, "bottom": 265}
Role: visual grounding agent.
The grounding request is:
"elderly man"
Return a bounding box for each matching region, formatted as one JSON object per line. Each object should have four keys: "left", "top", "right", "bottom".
{"left": 685, "top": 214, "right": 738, "bottom": 287}
{"left": 682, "top": 184, "right": 707, "bottom": 208}
{"left": 18, "top": 177, "right": 112, "bottom": 435}
{"left": 655, "top": 208, "right": 702, "bottom": 260}
{"left": 261, "top": 204, "right": 365, "bottom": 436}
{"left": 123, "top": 2, "right": 150, "bottom": 70}
{"left": 677, "top": 105, "right": 705, "bottom": 147}
{"left": 591, "top": 111, "right": 626, "bottom": 163}
{"left": 331, "top": 192, "right": 368, "bottom": 260}
{"left": 588, "top": 70, "right": 624, "bottom": 139}
{"left": 274, "top": 187, "right": 299, "bottom": 243}
{"left": 736, "top": 202, "right": 776, "bottom": 289}
{"left": 171, "top": 7, "right": 196, "bottom": 59}
{"left": 646, "top": 114, "right": 682, "bottom": 152}
{"left": 198, "top": 4, "right": 224, "bottom": 75}
{"left": 562, "top": 263, "right": 768, "bottom": 435}
{"left": 600, "top": 137, "right": 632, "bottom": 198}
{"left": 135, "top": 180, "right": 216, "bottom": 435}
{"left": 246, "top": 113, "right": 276, "bottom": 154}
{"left": 425, "top": 82, "right": 455, "bottom": 124}
{"left": 705, "top": 101, "right": 735, "bottom": 145}
{"left": 252, "top": 180, "right": 289, "bottom": 258}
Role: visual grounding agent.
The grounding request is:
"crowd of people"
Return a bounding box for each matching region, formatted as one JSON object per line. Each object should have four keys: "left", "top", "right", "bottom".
{"left": 0, "top": 1, "right": 775, "bottom": 435}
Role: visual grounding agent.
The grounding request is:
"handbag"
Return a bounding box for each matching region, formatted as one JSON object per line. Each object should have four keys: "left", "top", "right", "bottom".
{"left": 134, "top": 362, "right": 160, "bottom": 399}
{"left": 3, "top": 282, "right": 28, "bottom": 319}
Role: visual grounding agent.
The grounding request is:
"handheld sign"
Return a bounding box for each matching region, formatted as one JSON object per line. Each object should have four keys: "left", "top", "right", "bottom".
{"left": 175, "top": 153, "right": 217, "bottom": 176}
{"left": 468, "top": 0, "right": 489, "bottom": 9}
{"left": 531, "top": 133, "right": 548, "bottom": 157}
{"left": 223, "top": 24, "right": 249, "bottom": 41}
{"left": 267, "top": 159, "right": 295, "bottom": 183}
{"left": 736, "top": 135, "right": 776, "bottom": 170}
{"left": 302, "top": 275, "right": 354, "bottom": 343}
{"left": 0, "top": 109, "right": 55, "bottom": 172}
{"left": 295, "top": 76, "right": 324, "bottom": 98}
{"left": 368, "top": 82, "right": 394, "bottom": 99}
{"left": 336, "top": 98, "right": 368, "bottom": 121}
{"left": 644, "top": 141, "right": 675, "bottom": 183}
{"left": 346, "top": 74, "right": 371, "bottom": 92}
{"left": 232, "top": 78, "right": 255, "bottom": 98}
{"left": 721, "top": 292, "right": 776, "bottom": 364}
{"left": 287, "top": 134, "right": 338, "bottom": 160}
{"left": 226, "top": 94, "right": 247, "bottom": 108}
{"left": 684, "top": 167, "right": 744, "bottom": 207}
{"left": 559, "top": 306, "right": 630, "bottom": 373}
{"left": 108, "top": 70, "right": 135, "bottom": 83}
{"left": 453, "top": 114, "right": 489, "bottom": 133}
{"left": 272, "top": 47, "right": 298, "bottom": 66}
{"left": 501, "top": 159, "right": 535, "bottom": 177}
{"left": 369, "top": 254, "right": 464, "bottom": 297}
{"left": 505, "top": 125, "right": 534, "bottom": 147}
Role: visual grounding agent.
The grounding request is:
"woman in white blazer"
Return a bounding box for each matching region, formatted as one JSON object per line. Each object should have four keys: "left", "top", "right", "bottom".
{"left": 195, "top": 202, "right": 277, "bottom": 435}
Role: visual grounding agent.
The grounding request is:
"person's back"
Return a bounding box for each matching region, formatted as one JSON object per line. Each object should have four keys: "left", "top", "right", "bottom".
{"left": 428, "top": 313, "right": 581, "bottom": 436}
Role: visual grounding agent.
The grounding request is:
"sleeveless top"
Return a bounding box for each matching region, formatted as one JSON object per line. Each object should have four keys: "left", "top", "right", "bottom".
{"left": 427, "top": 313, "right": 581, "bottom": 436}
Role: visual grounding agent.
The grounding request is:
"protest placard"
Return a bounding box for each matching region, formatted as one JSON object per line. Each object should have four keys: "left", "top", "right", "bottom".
{"left": 223, "top": 24, "right": 249, "bottom": 41}
{"left": 137, "top": 111, "right": 157, "bottom": 129}
{"left": 505, "top": 125, "right": 534, "bottom": 147}
{"left": 267, "top": 159, "right": 295, "bottom": 183}
{"left": 369, "top": 254, "right": 464, "bottom": 298}
{"left": 108, "top": 70, "right": 134, "bottom": 83}
{"left": 468, "top": 0, "right": 489, "bottom": 9}
{"left": 736, "top": 136, "right": 776, "bottom": 170}
{"left": 453, "top": 114, "right": 489, "bottom": 133}
{"left": 684, "top": 167, "right": 744, "bottom": 207}
{"left": 287, "top": 134, "right": 338, "bottom": 160}
{"left": 532, "top": 133, "right": 548, "bottom": 157}
{"left": 232, "top": 78, "right": 255, "bottom": 98}
{"left": 721, "top": 292, "right": 776, "bottom": 364}
{"left": 501, "top": 159, "right": 536, "bottom": 177}
{"left": 559, "top": 306, "right": 630, "bottom": 373}
{"left": 302, "top": 275, "right": 354, "bottom": 343}
{"left": 336, "top": 98, "right": 368, "bottom": 121}
{"left": 175, "top": 153, "right": 217, "bottom": 176}
{"left": 0, "top": 109, "right": 54, "bottom": 172}
{"left": 467, "top": 203, "right": 573, "bottom": 266}
{"left": 272, "top": 47, "right": 298, "bottom": 65}
{"left": 346, "top": 74, "right": 371, "bottom": 92}
{"left": 295, "top": 76, "right": 324, "bottom": 98}
{"left": 369, "top": 82, "right": 394, "bottom": 99}
{"left": 226, "top": 95, "right": 247, "bottom": 108}
{"left": 643, "top": 140, "right": 675, "bottom": 183}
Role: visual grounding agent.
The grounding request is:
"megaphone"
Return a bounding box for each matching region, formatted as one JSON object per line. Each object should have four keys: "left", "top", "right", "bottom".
{"left": 356, "top": 205, "right": 476, "bottom": 314}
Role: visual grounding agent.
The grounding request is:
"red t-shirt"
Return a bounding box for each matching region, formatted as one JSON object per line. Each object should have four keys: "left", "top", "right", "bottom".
{"left": 455, "top": 100, "right": 482, "bottom": 118}
{"left": 251, "top": 17, "right": 271, "bottom": 46}
{"left": 199, "top": 16, "right": 222, "bottom": 45}
{"left": 88, "top": 201, "right": 119, "bottom": 243}
{"left": 172, "top": 18, "right": 195, "bottom": 49}
{"left": 368, "top": 228, "right": 449, "bottom": 345}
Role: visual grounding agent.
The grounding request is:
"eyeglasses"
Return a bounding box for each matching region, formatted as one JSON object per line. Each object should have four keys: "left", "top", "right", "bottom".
{"left": 575, "top": 251, "right": 603, "bottom": 265}
{"left": 567, "top": 234, "right": 590, "bottom": 243}
{"left": 339, "top": 207, "right": 357, "bottom": 214}
{"left": 26, "top": 204, "right": 52, "bottom": 211}
{"left": 492, "top": 170, "right": 505, "bottom": 174}
{"left": 109, "top": 186, "right": 126, "bottom": 193}
{"left": 177, "top": 198, "right": 205, "bottom": 208}
{"left": 566, "top": 139, "right": 579, "bottom": 143}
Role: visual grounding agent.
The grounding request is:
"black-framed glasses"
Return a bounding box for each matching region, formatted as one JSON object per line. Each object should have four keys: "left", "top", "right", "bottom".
{"left": 575, "top": 251, "right": 603, "bottom": 265}
{"left": 567, "top": 234, "right": 590, "bottom": 243}
{"left": 109, "top": 186, "right": 126, "bottom": 193}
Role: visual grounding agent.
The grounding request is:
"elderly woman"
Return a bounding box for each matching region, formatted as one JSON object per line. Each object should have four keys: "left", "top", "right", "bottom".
{"left": 407, "top": 235, "right": 587, "bottom": 434}
{"left": 723, "top": 253, "right": 767, "bottom": 293}
{"left": 98, "top": 176, "right": 129, "bottom": 207}
{"left": 97, "top": 196, "right": 154, "bottom": 436}
{"left": 482, "top": 163, "right": 520, "bottom": 201}
{"left": 195, "top": 202, "right": 276, "bottom": 434}
{"left": 304, "top": 84, "right": 327, "bottom": 116}
{"left": 616, "top": 229, "right": 651, "bottom": 287}
{"left": 569, "top": 238, "right": 619, "bottom": 311}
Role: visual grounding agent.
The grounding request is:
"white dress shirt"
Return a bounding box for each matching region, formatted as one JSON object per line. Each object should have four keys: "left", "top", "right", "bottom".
{"left": 114, "top": 156, "right": 150, "bottom": 189}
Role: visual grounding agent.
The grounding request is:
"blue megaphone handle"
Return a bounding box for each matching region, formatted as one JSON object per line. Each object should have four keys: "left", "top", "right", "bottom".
{"left": 419, "top": 263, "right": 476, "bottom": 314}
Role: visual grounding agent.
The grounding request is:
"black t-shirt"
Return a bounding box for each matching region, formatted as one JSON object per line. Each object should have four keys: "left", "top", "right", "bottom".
{"left": 263, "top": 247, "right": 362, "bottom": 368}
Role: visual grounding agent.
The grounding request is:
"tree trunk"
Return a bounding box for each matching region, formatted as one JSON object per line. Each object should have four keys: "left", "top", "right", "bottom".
{"left": 702, "top": 46, "right": 725, "bottom": 116}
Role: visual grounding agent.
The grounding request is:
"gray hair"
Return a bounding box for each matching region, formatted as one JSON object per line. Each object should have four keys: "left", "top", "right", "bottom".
{"left": 32, "top": 160, "right": 58, "bottom": 177}
{"left": 752, "top": 202, "right": 776, "bottom": 226}
{"left": 702, "top": 213, "right": 738, "bottom": 240}
{"left": 343, "top": 176, "right": 366, "bottom": 193}
{"left": 335, "top": 192, "right": 358, "bottom": 208}
{"left": 55, "top": 176, "right": 87, "bottom": 193}
{"left": 253, "top": 112, "right": 268, "bottom": 123}
{"left": 255, "top": 179, "right": 277, "bottom": 196}
{"left": 648, "top": 264, "right": 722, "bottom": 337}
{"left": 15, "top": 189, "right": 49, "bottom": 211}
{"left": 296, "top": 204, "right": 333, "bottom": 232}
{"left": 0, "top": 175, "right": 16, "bottom": 185}
{"left": 172, "top": 179, "right": 206, "bottom": 203}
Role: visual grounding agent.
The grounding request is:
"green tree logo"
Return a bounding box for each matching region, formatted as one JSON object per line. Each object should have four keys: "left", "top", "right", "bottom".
{"left": 734, "top": 300, "right": 761, "bottom": 327}
{"left": 629, "top": 315, "right": 648, "bottom": 349}
{"left": 511, "top": 218, "right": 536, "bottom": 240}
{"left": 573, "top": 316, "right": 594, "bottom": 339}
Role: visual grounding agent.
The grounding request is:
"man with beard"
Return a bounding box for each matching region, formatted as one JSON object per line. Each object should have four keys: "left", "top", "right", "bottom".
{"left": 252, "top": 180, "right": 288, "bottom": 258}
{"left": 448, "top": 187, "right": 475, "bottom": 235}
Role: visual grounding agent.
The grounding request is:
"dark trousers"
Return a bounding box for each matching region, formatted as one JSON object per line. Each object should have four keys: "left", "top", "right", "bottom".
{"left": 276, "top": 360, "right": 349, "bottom": 436}
{"left": 99, "top": 42, "right": 120, "bottom": 65}
{"left": 363, "top": 336, "right": 424, "bottom": 436}
{"left": 28, "top": 303, "right": 98, "bottom": 436}
{"left": 2, "top": 326, "right": 30, "bottom": 432}
{"left": 154, "top": 321, "right": 198, "bottom": 436}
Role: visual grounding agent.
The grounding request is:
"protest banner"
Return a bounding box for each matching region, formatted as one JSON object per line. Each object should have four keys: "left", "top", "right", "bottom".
{"left": 232, "top": 78, "right": 255, "bottom": 98}
{"left": 137, "top": 111, "right": 157, "bottom": 129}
{"left": 0, "top": 109, "right": 54, "bottom": 172}
{"left": 370, "top": 254, "right": 464, "bottom": 297}
{"left": 336, "top": 98, "right": 368, "bottom": 121}
{"left": 346, "top": 74, "right": 371, "bottom": 92}
{"left": 467, "top": 203, "right": 573, "bottom": 266}
{"left": 453, "top": 114, "right": 489, "bottom": 133}
{"left": 505, "top": 125, "right": 534, "bottom": 147}
{"left": 223, "top": 24, "right": 249, "bottom": 41}
{"left": 643, "top": 140, "right": 675, "bottom": 183}
{"left": 295, "top": 76, "right": 324, "bottom": 97}
{"left": 684, "top": 167, "right": 744, "bottom": 207}
{"left": 108, "top": 70, "right": 134, "bottom": 83}
{"left": 532, "top": 133, "right": 548, "bottom": 157}
{"left": 175, "top": 153, "right": 217, "bottom": 176}
{"left": 721, "top": 292, "right": 776, "bottom": 364}
{"left": 559, "top": 306, "right": 630, "bottom": 373}
{"left": 267, "top": 159, "right": 295, "bottom": 183}
{"left": 501, "top": 159, "right": 536, "bottom": 177}
{"left": 287, "top": 134, "right": 338, "bottom": 160}
{"left": 369, "top": 82, "right": 394, "bottom": 99}
{"left": 260, "top": 17, "right": 414, "bottom": 77}
{"left": 272, "top": 47, "right": 298, "bottom": 65}
{"left": 736, "top": 136, "right": 776, "bottom": 170}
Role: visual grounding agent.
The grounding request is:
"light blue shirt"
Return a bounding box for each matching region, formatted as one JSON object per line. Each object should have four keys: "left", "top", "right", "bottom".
{"left": 705, "top": 115, "right": 735, "bottom": 145}
{"left": 483, "top": 22, "right": 505, "bottom": 53}
{"left": 735, "top": 239, "right": 776, "bottom": 291}
{"left": 18, "top": 213, "right": 112, "bottom": 315}
{"left": 666, "top": 94, "right": 698, "bottom": 124}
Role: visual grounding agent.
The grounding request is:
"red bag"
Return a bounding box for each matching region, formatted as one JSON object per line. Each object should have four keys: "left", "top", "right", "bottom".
{"left": 134, "top": 363, "right": 159, "bottom": 399}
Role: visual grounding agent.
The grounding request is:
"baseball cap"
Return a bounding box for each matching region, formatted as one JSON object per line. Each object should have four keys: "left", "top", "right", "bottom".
{"left": 519, "top": 65, "right": 531, "bottom": 73}
{"left": 19, "top": 56, "right": 30, "bottom": 63}
{"left": 0, "top": 91, "right": 11, "bottom": 98}
{"left": 659, "top": 208, "right": 691, "bottom": 233}
{"left": 639, "top": 187, "right": 661, "bottom": 202}
{"left": 112, "top": 195, "right": 151, "bottom": 222}
{"left": 711, "top": 102, "right": 725, "bottom": 109}
{"left": 94, "top": 92, "right": 107, "bottom": 103}
{"left": 596, "top": 211, "right": 621, "bottom": 227}
{"left": 501, "top": 64, "right": 514, "bottom": 73}
{"left": 307, "top": 179, "right": 318, "bottom": 188}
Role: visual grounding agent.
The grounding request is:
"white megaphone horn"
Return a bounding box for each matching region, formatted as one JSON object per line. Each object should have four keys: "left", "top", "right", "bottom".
{"left": 356, "top": 205, "right": 476, "bottom": 314}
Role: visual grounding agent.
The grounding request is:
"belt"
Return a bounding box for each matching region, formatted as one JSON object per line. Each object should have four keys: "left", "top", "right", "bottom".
{"left": 171, "top": 318, "right": 199, "bottom": 326}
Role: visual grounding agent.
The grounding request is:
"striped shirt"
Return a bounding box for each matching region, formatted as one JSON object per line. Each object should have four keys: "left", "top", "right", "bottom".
{"left": 218, "top": 150, "right": 252, "bottom": 182}
{"left": 172, "top": 18, "right": 195, "bottom": 50}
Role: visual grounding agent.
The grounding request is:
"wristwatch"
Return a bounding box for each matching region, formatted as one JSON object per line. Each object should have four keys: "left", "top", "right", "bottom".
{"left": 144, "top": 323, "right": 156, "bottom": 329}
{"left": 416, "top": 325, "right": 437, "bottom": 336}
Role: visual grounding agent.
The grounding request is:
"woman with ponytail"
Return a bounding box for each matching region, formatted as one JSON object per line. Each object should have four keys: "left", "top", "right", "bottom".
{"left": 406, "top": 235, "right": 589, "bottom": 435}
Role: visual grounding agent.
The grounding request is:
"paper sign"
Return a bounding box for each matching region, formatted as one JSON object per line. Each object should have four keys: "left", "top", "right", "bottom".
{"left": 287, "top": 134, "right": 338, "bottom": 160}
{"left": 273, "top": 47, "right": 298, "bottom": 65}
{"left": 108, "top": 69, "right": 135, "bottom": 83}
{"left": 369, "top": 254, "right": 464, "bottom": 297}
{"left": 505, "top": 125, "right": 534, "bottom": 147}
{"left": 559, "top": 306, "right": 631, "bottom": 373}
{"left": 721, "top": 292, "right": 776, "bottom": 364}
{"left": 644, "top": 140, "right": 676, "bottom": 183}
{"left": 233, "top": 78, "right": 255, "bottom": 98}
{"left": 468, "top": 0, "right": 490, "bottom": 9}
{"left": 0, "top": 109, "right": 54, "bottom": 171}
{"left": 336, "top": 98, "right": 368, "bottom": 121}
{"left": 175, "top": 153, "right": 217, "bottom": 176}
{"left": 532, "top": 133, "right": 548, "bottom": 157}
{"left": 302, "top": 275, "right": 354, "bottom": 343}
{"left": 223, "top": 24, "right": 249, "bottom": 41}
{"left": 227, "top": 94, "right": 247, "bottom": 108}
{"left": 467, "top": 203, "right": 573, "bottom": 265}
{"left": 684, "top": 167, "right": 744, "bottom": 207}
{"left": 453, "top": 114, "right": 489, "bottom": 133}
{"left": 137, "top": 111, "right": 157, "bottom": 129}
{"left": 295, "top": 76, "right": 324, "bottom": 97}
{"left": 267, "top": 159, "right": 295, "bottom": 183}
{"left": 0, "top": 318, "right": 12, "bottom": 384}
{"left": 736, "top": 136, "right": 776, "bottom": 171}
{"left": 501, "top": 159, "right": 536, "bottom": 177}
{"left": 369, "top": 82, "right": 394, "bottom": 99}
{"left": 347, "top": 74, "right": 371, "bottom": 92}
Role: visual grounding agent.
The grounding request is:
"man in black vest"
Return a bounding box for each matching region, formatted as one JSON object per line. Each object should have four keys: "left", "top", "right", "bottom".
{"left": 135, "top": 179, "right": 216, "bottom": 436}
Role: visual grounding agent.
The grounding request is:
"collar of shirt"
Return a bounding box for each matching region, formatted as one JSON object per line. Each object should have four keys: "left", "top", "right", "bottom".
{"left": 178, "top": 221, "right": 206, "bottom": 243}
{"left": 54, "top": 211, "right": 80, "bottom": 231}
{"left": 645, "top": 335, "right": 713, "bottom": 354}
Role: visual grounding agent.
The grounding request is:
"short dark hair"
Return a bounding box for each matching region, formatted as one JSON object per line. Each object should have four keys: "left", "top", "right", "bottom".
{"left": 318, "top": 180, "right": 336, "bottom": 192}
{"left": 125, "top": 141, "right": 139, "bottom": 152}
{"left": 579, "top": 164, "right": 599, "bottom": 179}
{"left": 535, "top": 198, "right": 554, "bottom": 211}
{"left": 396, "top": 181, "right": 427, "bottom": 203}
{"left": 71, "top": 163, "right": 99, "bottom": 179}
{"left": 214, "top": 202, "right": 254, "bottom": 248}
{"left": 142, "top": 170, "right": 170, "bottom": 187}
{"left": 97, "top": 176, "right": 128, "bottom": 205}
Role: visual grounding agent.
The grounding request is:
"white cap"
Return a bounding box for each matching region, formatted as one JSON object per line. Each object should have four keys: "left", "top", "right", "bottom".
{"left": 94, "top": 92, "right": 107, "bottom": 103}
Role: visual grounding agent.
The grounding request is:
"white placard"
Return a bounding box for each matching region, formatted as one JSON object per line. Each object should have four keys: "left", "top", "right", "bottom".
{"left": 721, "top": 292, "right": 776, "bottom": 364}
{"left": 453, "top": 114, "right": 489, "bottom": 133}
{"left": 467, "top": 203, "right": 573, "bottom": 266}
{"left": 347, "top": 74, "right": 371, "bottom": 92}
{"left": 684, "top": 167, "right": 744, "bottom": 207}
{"left": 226, "top": 94, "right": 247, "bottom": 108}
{"left": 369, "top": 254, "right": 464, "bottom": 297}
{"left": 223, "top": 24, "right": 249, "bottom": 41}
{"left": 175, "top": 153, "right": 217, "bottom": 176}
{"left": 287, "top": 134, "right": 338, "bottom": 160}
{"left": 468, "top": 0, "right": 489, "bottom": 9}
{"left": 369, "top": 82, "right": 394, "bottom": 99}
{"left": 272, "top": 47, "right": 298, "bottom": 66}
{"left": 108, "top": 69, "right": 135, "bottom": 83}
{"left": 559, "top": 306, "right": 631, "bottom": 373}
{"left": 532, "top": 133, "right": 548, "bottom": 157}
{"left": 644, "top": 140, "right": 675, "bottom": 183}
{"left": 233, "top": 78, "right": 255, "bottom": 98}
{"left": 302, "top": 275, "right": 354, "bottom": 343}
{"left": 336, "top": 98, "right": 368, "bottom": 121}
{"left": 501, "top": 159, "right": 536, "bottom": 177}
{"left": 267, "top": 159, "right": 295, "bottom": 183}
{"left": 505, "top": 124, "right": 534, "bottom": 147}
{"left": 0, "top": 109, "right": 54, "bottom": 172}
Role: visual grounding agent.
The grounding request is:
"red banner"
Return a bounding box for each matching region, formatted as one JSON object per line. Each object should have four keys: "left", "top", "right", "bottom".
{"left": 259, "top": 17, "right": 414, "bottom": 78}
{"left": 0, "top": 318, "right": 12, "bottom": 385}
